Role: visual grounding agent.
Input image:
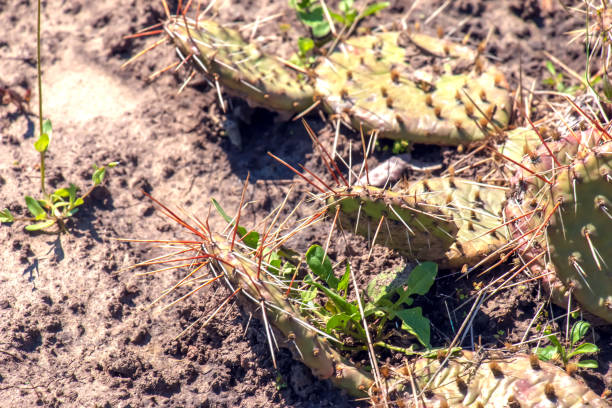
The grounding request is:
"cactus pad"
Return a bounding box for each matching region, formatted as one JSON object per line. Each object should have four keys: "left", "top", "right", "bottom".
{"left": 164, "top": 16, "right": 314, "bottom": 113}
{"left": 327, "top": 180, "right": 508, "bottom": 268}
{"left": 396, "top": 351, "right": 609, "bottom": 407}
{"left": 505, "top": 128, "right": 612, "bottom": 323}
{"left": 315, "top": 32, "right": 512, "bottom": 146}
{"left": 546, "top": 141, "right": 612, "bottom": 323}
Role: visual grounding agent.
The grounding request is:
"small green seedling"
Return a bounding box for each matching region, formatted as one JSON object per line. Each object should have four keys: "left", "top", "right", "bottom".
{"left": 1, "top": 0, "right": 118, "bottom": 233}
{"left": 302, "top": 245, "right": 437, "bottom": 349}
{"left": 536, "top": 321, "right": 599, "bottom": 369}
{"left": 0, "top": 131, "right": 118, "bottom": 232}
{"left": 289, "top": 0, "right": 389, "bottom": 66}
{"left": 542, "top": 61, "right": 581, "bottom": 95}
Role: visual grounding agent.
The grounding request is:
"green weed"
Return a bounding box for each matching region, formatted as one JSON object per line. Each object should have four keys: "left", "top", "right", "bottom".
{"left": 302, "top": 245, "right": 437, "bottom": 349}
{"left": 0, "top": 0, "right": 117, "bottom": 232}
{"left": 536, "top": 321, "right": 599, "bottom": 369}
{"left": 289, "top": 0, "right": 389, "bottom": 66}
{"left": 542, "top": 61, "right": 581, "bottom": 95}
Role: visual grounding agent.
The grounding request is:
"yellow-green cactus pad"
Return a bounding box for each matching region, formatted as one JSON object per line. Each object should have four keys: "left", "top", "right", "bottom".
{"left": 315, "top": 32, "right": 512, "bottom": 146}
{"left": 327, "top": 180, "right": 508, "bottom": 268}
{"left": 164, "top": 16, "right": 314, "bottom": 113}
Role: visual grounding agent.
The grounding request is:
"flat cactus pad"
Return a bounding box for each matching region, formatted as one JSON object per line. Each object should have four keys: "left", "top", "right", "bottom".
{"left": 315, "top": 31, "right": 512, "bottom": 146}
{"left": 546, "top": 140, "right": 612, "bottom": 323}
{"left": 327, "top": 180, "right": 508, "bottom": 268}
{"left": 398, "top": 351, "right": 609, "bottom": 407}
{"left": 164, "top": 16, "right": 314, "bottom": 113}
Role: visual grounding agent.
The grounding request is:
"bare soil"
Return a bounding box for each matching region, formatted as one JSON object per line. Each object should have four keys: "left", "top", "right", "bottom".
{"left": 0, "top": 0, "right": 610, "bottom": 407}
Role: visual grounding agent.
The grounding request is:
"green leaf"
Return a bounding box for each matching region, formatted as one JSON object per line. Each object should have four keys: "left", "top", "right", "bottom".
{"left": 547, "top": 333, "right": 562, "bottom": 350}
{"left": 396, "top": 307, "right": 430, "bottom": 347}
{"left": 73, "top": 197, "right": 84, "bottom": 207}
{"left": 577, "top": 359, "right": 598, "bottom": 368}
{"left": 107, "top": 161, "right": 119, "bottom": 168}
{"left": 242, "top": 231, "right": 260, "bottom": 249}
{"left": 402, "top": 262, "right": 438, "bottom": 297}
{"left": 34, "top": 119, "right": 52, "bottom": 153}
{"left": 329, "top": 11, "right": 345, "bottom": 24}
{"left": 25, "top": 196, "right": 46, "bottom": 219}
{"left": 297, "top": 37, "right": 314, "bottom": 55}
{"left": 326, "top": 313, "right": 352, "bottom": 332}
{"left": 211, "top": 198, "right": 259, "bottom": 248}
{"left": 305, "top": 275, "right": 357, "bottom": 316}
{"left": 300, "top": 285, "right": 318, "bottom": 303}
{"left": 0, "top": 208, "right": 14, "bottom": 223}
{"left": 362, "top": 2, "right": 389, "bottom": 17}
{"left": 570, "top": 321, "right": 590, "bottom": 346}
{"left": 306, "top": 245, "right": 339, "bottom": 289}
{"left": 53, "top": 188, "right": 71, "bottom": 198}
{"left": 536, "top": 345, "right": 558, "bottom": 361}
{"left": 338, "top": 262, "right": 351, "bottom": 294}
{"left": 568, "top": 343, "right": 599, "bottom": 358}
{"left": 339, "top": 0, "right": 353, "bottom": 14}
{"left": 25, "top": 219, "right": 56, "bottom": 231}
{"left": 545, "top": 61, "right": 556, "bottom": 76}
{"left": 92, "top": 167, "right": 107, "bottom": 186}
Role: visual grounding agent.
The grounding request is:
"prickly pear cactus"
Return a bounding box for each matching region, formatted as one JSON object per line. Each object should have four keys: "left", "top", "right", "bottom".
{"left": 393, "top": 351, "right": 609, "bottom": 407}
{"left": 161, "top": 15, "right": 512, "bottom": 145}
{"left": 164, "top": 16, "right": 314, "bottom": 113}
{"left": 505, "top": 128, "right": 612, "bottom": 323}
{"left": 327, "top": 178, "right": 508, "bottom": 268}
{"left": 204, "top": 233, "right": 374, "bottom": 397}
{"left": 315, "top": 32, "right": 512, "bottom": 146}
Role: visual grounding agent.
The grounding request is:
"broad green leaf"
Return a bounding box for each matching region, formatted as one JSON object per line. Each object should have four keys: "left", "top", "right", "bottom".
{"left": 362, "top": 2, "right": 389, "bottom": 17}
{"left": 25, "top": 219, "right": 56, "bottom": 231}
{"left": 577, "top": 359, "right": 598, "bottom": 368}
{"left": 402, "top": 262, "right": 438, "bottom": 297}
{"left": 329, "top": 11, "right": 345, "bottom": 24}
{"left": 25, "top": 196, "right": 46, "bottom": 219}
{"left": 73, "top": 197, "right": 84, "bottom": 207}
{"left": 536, "top": 345, "right": 558, "bottom": 361}
{"left": 570, "top": 321, "right": 590, "bottom": 346}
{"left": 242, "top": 231, "right": 260, "bottom": 249}
{"left": 306, "top": 245, "right": 339, "bottom": 289}
{"left": 34, "top": 133, "right": 49, "bottom": 153}
{"left": 68, "top": 184, "right": 79, "bottom": 205}
{"left": 67, "top": 207, "right": 80, "bottom": 216}
{"left": 568, "top": 343, "right": 599, "bottom": 358}
{"left": 366, "top": 264, "right": 409, "bottom": 304}
{"left": 396, "top": 307, "right": 430, "bottom": 347}
{"left": 0, "top": 208, "right": 14, "bottom": 223}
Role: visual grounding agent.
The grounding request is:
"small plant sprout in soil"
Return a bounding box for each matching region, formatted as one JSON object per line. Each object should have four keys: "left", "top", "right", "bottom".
{"left": 0, "top": 0, "right": 117, "bottom": 232}
{"left": 536, "top": 320, "right": 600, "bottom": 370}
